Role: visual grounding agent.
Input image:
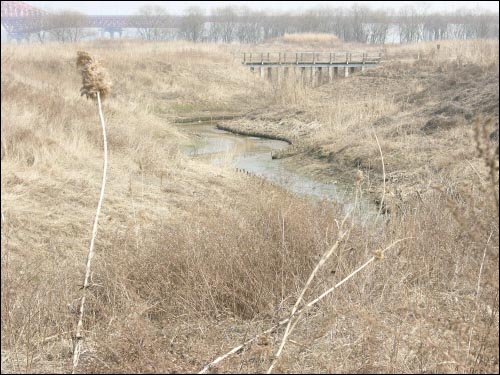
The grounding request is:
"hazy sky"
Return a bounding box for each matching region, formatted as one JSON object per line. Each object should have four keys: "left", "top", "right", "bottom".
{"left": 25, "top": 1, "right": 500, "bottom": 15}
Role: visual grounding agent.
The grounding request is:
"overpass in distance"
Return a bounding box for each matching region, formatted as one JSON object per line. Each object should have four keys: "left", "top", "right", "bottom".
{"left": 1, "top": 0, "right": 281, "bottom": 39}
{"left": 4, "top": 1, "right": 498, "bottom": 42}
{"left": 1, "top": 1, "right": 190, "bottom": 38}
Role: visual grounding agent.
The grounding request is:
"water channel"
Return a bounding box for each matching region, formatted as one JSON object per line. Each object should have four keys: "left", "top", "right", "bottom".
{"left": 180, "top": 122, "right": 377, "bottom": 223}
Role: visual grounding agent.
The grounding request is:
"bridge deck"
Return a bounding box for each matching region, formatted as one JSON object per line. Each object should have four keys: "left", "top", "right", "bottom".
{"left": 242, "top": 51, "right": 382, "bottom": 68}
{"left": 243, "top": 62, "right": 380, "bottom": 68}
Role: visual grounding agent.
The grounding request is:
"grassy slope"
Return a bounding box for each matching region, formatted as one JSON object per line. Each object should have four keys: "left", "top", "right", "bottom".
{"left": 1, "top": 39, "right": 498, "bottom": 373}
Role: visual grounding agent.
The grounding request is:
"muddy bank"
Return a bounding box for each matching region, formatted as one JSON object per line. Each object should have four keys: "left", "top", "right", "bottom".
{"left": 215, "top": 123, "right": 293, "bottom": 144}
{"left": 173, "top": 114, "right": 244, "bottom": 124}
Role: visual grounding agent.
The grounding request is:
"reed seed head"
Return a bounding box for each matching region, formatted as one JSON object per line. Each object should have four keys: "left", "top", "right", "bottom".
{"left": 76, "top": 51, "right": 112, "bottom": 101}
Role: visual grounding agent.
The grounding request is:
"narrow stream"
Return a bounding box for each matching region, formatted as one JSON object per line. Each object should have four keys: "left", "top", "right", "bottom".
{"left": 180, "top": 122, "right": 377, "bottom": 223}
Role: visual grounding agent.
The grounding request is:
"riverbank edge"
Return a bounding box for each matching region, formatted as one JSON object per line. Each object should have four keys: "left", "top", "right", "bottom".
{"left": 214, "top": 120, "right": 391, "bottom": 212}
{"left": 172, "top": 115, "right": 389, "bottom": 211}
{"left": 215, "top": 123, "right": 293, "bottom": 145}
{"left": 173, "top": 114, "right": 245, "bottom": 124}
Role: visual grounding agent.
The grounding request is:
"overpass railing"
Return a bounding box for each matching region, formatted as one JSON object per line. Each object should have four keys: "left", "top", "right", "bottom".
{"left": 242, "top": 51, "right": 383, "bottom": 65}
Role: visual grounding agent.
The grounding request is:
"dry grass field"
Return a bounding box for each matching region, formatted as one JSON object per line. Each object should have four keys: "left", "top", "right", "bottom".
{"left": 1, "top": 37, "right": 498, "bottom": 373}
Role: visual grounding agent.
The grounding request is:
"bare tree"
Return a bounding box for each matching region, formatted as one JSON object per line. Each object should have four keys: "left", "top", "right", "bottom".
{"left": 235, "top": 7, "right": 262, "bottom": 43}
{"left": 423, "top": 13, "right": 449, "bottom": 41}
{"left": 219, "top": 6, "right": 238, "bottom": 43}
{"left": 180, "top": 6, "right": 205, "bottom": 42}
{"left": 349, "top": 5, "right": 370, "bottom": 43}
{"left": 472, "top": 11, "right": 493, "bottom": 39}
{"left": 135, "top": 5, "right": 170, "bottom": 41}
{"left": 27, "top": 15, "right": 51, "bottom": 43}
{"left": 48, "top": 11, "right": 88, "bottom": 43}
{"left": 170, "top": 3, "right": 498, "bottom": 44}
{"left": 398, "top": 5, "right": 425, "bottom": 43}
{"left": 209, "top": 6, "right": 238, "bottom": 43}
{"left": 366, "top": 9, "right": 390, "bottom": 44}
{"left": 34, "top": 29, "right": 48, "bottom": 43}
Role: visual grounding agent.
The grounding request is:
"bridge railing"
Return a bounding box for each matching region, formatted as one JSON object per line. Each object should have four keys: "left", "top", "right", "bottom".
{"left": 242, "top": 51, "right": 383, "bottom": 64}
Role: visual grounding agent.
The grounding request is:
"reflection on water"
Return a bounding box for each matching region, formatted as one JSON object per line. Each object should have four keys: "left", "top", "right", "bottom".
{"left": 181, "top": 123, "right": 377, "bottom": 223}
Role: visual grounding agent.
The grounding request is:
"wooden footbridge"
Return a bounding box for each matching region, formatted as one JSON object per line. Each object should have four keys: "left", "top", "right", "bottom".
{"left": 242, "top": 51, "right": 382, "bottom": 84}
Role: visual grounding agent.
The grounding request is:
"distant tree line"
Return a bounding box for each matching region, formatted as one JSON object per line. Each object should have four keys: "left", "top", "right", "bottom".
{"left": 144, "top": 5, "right": 500, "bottom": 44}
{"left": 26, "top": 4, "right": 499, "bottom": 44}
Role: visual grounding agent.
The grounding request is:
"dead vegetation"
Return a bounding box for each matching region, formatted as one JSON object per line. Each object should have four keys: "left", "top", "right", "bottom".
{"left": 1, "top": 39, "right": 499, "bottom": 374}
{"left": 222, "top": 40, "right": 499, "bottom": 209}
{"left": 76, "top": 51, "right": 112, "bottom": 100}
{"left": 277, "top": 33, "right": 341, "bottom": 49}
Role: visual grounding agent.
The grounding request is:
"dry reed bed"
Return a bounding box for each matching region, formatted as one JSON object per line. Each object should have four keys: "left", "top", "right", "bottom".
{"left": 1, "top": 40, "right": 499, "bottom": 373}
{"left": 0, "top": 40, "right": 285, "bottom": 372}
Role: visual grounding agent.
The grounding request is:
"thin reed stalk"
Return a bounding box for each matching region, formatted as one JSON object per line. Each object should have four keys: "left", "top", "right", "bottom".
{"left": 372, "top": 126, "right": 386, "bottom": 222}
{"left": 466, "top": 231, "right": 494, "bottom": 369}
{"left": 72, "top": 51, "right": 112, "bottom": 373}
{"left": 266, "top": 229, "right": 348, "bottom": 374}
{"left": 72, "top": 91, "right": 108, "bottom": 373}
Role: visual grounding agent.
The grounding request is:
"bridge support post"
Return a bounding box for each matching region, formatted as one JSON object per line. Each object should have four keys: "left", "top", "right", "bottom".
{"left": 9, "top": 32, "right": 30, "bottom": 43}
{"left": 334, "top": 67, "right": 338, "bottom": 77}
{"left": 267, "top": 67, "right": 272, "bottom": 81}
{"left": 260, "top": 66, "right": 265, "bottom": 79}
{"left": 318, "top": 67, "right": 323, "bottom": 85}
{"left": 310, "top": 67, "right": 315, "bottom": 86}
{"left": 344, "top": 66, "right": 349, "bottom": 78}
{"left": 104, "top": 27, "right": 123, "bottom": 39}
{"left": 361, "top": 64, "right": 366, "bottom": 73}
{"left": 300, "top": 67, "right": 306, "bottom": 86}
{"left": 328, "top": 67, "right": 333, "bottom": 82}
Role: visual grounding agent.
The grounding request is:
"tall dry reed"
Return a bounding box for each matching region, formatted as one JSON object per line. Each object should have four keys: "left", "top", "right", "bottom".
{"left": 72, "top": 51, "right": 112, "bottom": 373}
